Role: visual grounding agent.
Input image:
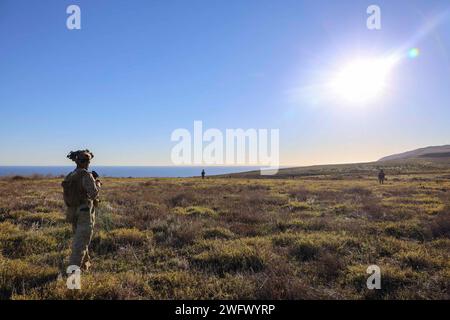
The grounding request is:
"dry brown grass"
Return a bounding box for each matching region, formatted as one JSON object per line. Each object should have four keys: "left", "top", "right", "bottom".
{"left": 0, "top": 171, "right": 449, "bottom": 300}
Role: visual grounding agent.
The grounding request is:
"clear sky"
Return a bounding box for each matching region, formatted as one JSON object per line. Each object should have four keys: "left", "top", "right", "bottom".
{"left": 1, "top": 0, "right": 449, "bottom": 166}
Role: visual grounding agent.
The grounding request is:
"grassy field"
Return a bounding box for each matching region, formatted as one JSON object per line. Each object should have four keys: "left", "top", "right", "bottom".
{"left": 0, "top": 170, "right": 449, "bottom": 300}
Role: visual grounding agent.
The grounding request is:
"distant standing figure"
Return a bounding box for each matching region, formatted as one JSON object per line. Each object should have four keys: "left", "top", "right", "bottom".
{"left": 378, "top": 169, "right": 385, "bottom": 184}
{"left": 201, "top": 169, "right": 205, "bottom": 179}
{"left": 62, "top": 150, "right": 101, "bottom": 272}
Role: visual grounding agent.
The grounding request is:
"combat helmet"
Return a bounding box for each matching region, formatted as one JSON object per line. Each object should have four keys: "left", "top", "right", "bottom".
{"left": 67, "top": 150, "right": 94, "bottom": 163}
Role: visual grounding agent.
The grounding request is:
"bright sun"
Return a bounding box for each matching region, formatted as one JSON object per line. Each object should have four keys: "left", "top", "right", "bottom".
{"left": 330, "top": 58, "right": 395, "bottom": 104}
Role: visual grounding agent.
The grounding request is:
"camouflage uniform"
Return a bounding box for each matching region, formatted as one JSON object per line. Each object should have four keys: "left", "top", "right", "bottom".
{"left": 65, "top": 168, "right": 100, "bottom": 270}
{"left": 378, "top": 170, "right": 385, "bottom": 185}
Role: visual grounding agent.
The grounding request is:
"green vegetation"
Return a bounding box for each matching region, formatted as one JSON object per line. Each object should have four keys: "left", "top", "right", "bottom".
{"left": 0, "top": 169, "right": 449, "bottom": 299}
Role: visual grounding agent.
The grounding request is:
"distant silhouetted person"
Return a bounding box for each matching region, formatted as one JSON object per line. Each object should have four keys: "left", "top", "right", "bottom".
{"left": 378, "top": 169, "right": 385, "bottom": 184}
{"left": 201, "top": 169, "right": 205, "bottom": 179}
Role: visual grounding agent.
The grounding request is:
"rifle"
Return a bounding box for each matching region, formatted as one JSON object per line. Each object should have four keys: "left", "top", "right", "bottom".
{"left": 91, "top": 170, "right": 102, "bottom": 207}
{"left": 92, "top": 170, "right": 99, "bottom": 179}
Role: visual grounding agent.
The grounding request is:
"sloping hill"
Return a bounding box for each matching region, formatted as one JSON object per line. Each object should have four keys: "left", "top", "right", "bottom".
{"left": 222, "top": 158, "right": 450, "bottom": 179}
{"left": 223, "top": 145, "right": 450, "bottom": 179}
{"left": 378, "top": 145, "right": 450, "bottom": 161}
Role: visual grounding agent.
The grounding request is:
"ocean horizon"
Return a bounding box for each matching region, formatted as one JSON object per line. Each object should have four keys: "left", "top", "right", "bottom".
{"left": 0, "top": 166, "right": 263, "bottom": 178}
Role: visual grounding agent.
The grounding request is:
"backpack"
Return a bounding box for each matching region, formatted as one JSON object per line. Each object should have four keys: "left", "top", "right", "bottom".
{"left": 62, "top": 171, "right": 84, "bottom": 207}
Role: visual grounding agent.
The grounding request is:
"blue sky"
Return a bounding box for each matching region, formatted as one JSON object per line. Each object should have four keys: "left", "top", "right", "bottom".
{"left": 0, "top": 0, "right": 449, "bottom": 166}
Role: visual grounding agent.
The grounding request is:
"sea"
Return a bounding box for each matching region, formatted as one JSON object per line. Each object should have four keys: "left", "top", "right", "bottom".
{"left": 0, "top": 166, "right": 261, "bottom": 178}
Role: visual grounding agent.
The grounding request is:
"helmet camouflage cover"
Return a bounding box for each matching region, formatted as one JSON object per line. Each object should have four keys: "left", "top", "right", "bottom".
{"left": 67, "top": 150, "right": 94, "bottom": 162}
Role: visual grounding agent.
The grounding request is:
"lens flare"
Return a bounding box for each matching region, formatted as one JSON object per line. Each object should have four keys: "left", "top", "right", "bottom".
{"left": 408, "top": 48, "right": 420, "bottom": 59}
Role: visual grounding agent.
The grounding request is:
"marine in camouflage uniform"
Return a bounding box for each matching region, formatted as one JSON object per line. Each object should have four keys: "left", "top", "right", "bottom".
{"left": 63, "top": 150, "right": 101, "bottom": 271}
{"left": 378, "top": 169, "right": 385, "bottom": 185}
